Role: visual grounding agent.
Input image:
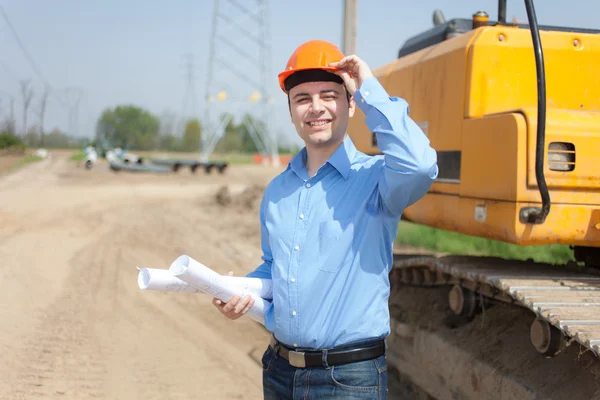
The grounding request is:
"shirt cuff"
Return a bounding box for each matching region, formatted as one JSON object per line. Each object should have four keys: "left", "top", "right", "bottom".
{"left": 354, "top": 76, "right": 397, "bottom": 112}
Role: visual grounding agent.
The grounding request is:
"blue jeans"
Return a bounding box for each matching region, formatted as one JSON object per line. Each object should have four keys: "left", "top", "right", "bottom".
{"left": 261, "top": 344, "right": 388, "bottom": 399}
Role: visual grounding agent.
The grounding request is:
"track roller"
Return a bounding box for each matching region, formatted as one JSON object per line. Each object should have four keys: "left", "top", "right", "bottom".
{"left": 529, "top": 317, "right": 565, "bottom": 357}
{"left": 448, "top": 284, "right": 478, "bottom": 318}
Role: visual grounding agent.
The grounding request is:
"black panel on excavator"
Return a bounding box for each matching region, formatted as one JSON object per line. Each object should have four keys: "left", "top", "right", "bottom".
{"left": 397, "top": 18, "right": 600, "bottom": 58}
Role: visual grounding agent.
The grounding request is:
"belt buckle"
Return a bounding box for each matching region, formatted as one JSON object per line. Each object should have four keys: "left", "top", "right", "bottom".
{"left": 288, "top": 351, "right": 306, "bottom": 368}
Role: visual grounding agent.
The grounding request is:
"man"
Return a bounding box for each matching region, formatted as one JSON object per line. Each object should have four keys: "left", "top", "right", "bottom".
{"left": 213, "top": 40, "right": 438, "bottom": 399}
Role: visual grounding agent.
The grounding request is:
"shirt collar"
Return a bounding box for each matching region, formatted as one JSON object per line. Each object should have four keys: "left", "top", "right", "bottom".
{"left": 287, "top": 135, "right": 356, "bottom": 180}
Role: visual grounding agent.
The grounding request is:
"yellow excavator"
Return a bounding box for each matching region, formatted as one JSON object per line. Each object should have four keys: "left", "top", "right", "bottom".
{"left": 347, "top": 0, "right": 600, "bottom": 357}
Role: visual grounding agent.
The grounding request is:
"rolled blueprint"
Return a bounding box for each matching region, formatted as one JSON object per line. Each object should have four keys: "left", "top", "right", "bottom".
{"left": 221, "top": 276, "right": 273, "bottom": 300}
{"left": 169, "top": 255, "right": 271, "bottom": 324}
{"left": 137, "top": 267, "right": 202, "bottom": 293}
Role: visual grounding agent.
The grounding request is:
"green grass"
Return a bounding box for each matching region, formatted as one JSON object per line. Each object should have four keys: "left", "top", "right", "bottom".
{"left": 69, "top": 152, "right": 87, "bottom": 161}
{"left": 209, "top": 153, "right": 254, "bottom": 164}
{"left": 396, "top": 220, "right": 575, "bottom": 265}
{"left": 10, "top": 155, "right": 43, "bottom": 170}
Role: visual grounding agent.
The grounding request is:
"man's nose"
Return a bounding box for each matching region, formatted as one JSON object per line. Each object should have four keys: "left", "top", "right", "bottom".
{"left": 310, "top": 96, "right": 324, "bottom": 113}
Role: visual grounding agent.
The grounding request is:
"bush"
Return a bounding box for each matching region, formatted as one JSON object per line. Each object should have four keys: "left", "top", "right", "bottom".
{"left": 0, "top": 133, "right": 23, "bottom": 149}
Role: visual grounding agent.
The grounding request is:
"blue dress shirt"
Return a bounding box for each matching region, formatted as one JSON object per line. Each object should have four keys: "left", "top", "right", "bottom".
{"left": 247, "top": 76, "right": 438, "bottom": 349}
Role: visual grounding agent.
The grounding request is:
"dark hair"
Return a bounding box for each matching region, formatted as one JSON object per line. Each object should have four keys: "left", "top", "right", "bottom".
{"left": 284, "top": 69, "right": 344, "bottom": 92}
{"left": 285, "top": 69, "right": 352, "bottom": 109}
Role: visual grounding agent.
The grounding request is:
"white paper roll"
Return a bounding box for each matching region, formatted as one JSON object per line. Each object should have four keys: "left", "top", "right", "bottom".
{"left": 137, "top": 267, "right": 202, "bottom": 293}
{"left": 169, "top": 255, "right": 270, "bottom": 324}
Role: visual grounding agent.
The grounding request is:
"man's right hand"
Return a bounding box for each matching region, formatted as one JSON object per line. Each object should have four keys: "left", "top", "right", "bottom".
{"left": 212, "top": 271, "right": 256, "bottom": 320}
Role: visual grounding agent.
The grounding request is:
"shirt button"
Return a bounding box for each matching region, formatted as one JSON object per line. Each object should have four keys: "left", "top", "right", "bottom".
{"left": 293, "top": 343, "right": 298, "bottom": 347}
{"left": 299, "top": 213, "right": 304, "bottom": 219}
{"left": 364, "top": 91, "right": 370, "bottom": 96}
{"left": 305, "top": 183, "right": 311, "bottom": 188}
{"left": 294, "top": 245, "right": 299, "bottom": 251}
{"left": 292, "top": 311, "right": 297, "bottom": 316}
{"left": 361, "top": 98, "right": 365, "bottom": 103}
{"left": 291, "top": 278, "right": 296, "bottom": 283}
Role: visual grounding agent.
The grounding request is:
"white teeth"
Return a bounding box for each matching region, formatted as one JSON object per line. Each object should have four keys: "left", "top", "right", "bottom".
{"left": 308, "top": 120, "right": 329, "bottom": 126}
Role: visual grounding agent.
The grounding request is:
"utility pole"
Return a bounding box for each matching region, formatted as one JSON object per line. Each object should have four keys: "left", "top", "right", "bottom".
{"left": 37, "top": 85, "right": 50, "bottom": 147}
{"left": 20, "top": 79, "right": 33, "bottom": 137}
{"left": 342, "top": 0, "right": 357, "bottom": 55}
{"left": 63, "top": 88, "right": 83, "bottom": 137}
{"left": 179, "top": 53, "right": 199, "bottom": 137}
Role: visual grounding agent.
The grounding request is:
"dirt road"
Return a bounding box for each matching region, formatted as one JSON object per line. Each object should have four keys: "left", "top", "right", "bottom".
{"left": 0, "top": 151, "right": 282, "bottom": 399}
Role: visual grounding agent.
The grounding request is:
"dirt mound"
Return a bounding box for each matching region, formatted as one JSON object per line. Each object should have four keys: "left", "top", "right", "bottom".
{"left": 215, "top": 184, "right": 265, "bottom": 211}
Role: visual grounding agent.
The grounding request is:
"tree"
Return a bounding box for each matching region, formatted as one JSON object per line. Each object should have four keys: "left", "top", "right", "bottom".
{"left": 24, "top": 125, "right": 40, "bottom": 147}
{"left": 20, "top": 80, "right": 33, "bottom": 137}
{"left": 239, "top": 114, "right": 265, "bottom": 154}
{"left": 214, "top": 113, "right": 243, "bottom": 153}
{"left": 36, "top": 85, "right": 50, "bottom": 147}
{"left": 95, "top": 105, "right": 160, "bottom": 150}
{"left": 160, "top": 134, "right": 181, "bottom": 152}
{"left": 181, "top": 119, "right": 202, "bottom": 152}
{"left": 1, "top": 96, "right": 16, "bottom": 135}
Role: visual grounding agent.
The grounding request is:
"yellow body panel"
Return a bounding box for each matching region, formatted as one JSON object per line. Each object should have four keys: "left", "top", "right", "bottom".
{"left": 347, "top": 24, "right": 600, "bottom": 247}
{"left": 405, "top": 194, "right": 600, "bottom": 246}
{"left": 522, "top": 109, "right": 600, "bottom": 192}
{"left": 466, "top": 27, "right": 600, "bottom": 117}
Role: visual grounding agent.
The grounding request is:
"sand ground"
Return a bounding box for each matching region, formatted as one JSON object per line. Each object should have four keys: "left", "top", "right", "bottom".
{"left": 0, "top": 151, "right": 285, "bottom": 399}
{"left": 0, "top": 150, "right": 430, "bottom": 400}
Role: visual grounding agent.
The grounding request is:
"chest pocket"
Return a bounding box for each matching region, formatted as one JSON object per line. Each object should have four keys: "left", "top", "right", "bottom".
{"left": 317, "top": 219, "right": 355, "bottom": 273}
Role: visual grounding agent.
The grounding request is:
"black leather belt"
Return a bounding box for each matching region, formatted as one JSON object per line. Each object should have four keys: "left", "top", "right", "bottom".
{"left": 269, "top": 336, "right": 386, "bottom": 368}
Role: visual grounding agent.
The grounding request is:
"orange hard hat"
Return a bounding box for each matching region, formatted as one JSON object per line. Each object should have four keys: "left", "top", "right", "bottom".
{"left": 278, "top": 40, "right": 345, "bottom": 93}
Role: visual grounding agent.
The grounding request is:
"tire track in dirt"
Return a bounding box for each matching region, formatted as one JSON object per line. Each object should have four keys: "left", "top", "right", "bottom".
{"left": 5, "top": 242, "right": 111, "bottom": 399}
{"left": 91, "top": 199, "right": 268, "bottom": 399}
{"left": 2, "top": 195, "right": 269, "bottom": 399}
{"left": 0, "top": 151, "right": 285, "bottom": 399}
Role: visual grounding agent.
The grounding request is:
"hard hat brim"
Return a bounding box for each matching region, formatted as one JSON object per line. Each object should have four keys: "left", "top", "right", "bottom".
{"left": 278, "top": 66, "right": 341, "bottom": 93}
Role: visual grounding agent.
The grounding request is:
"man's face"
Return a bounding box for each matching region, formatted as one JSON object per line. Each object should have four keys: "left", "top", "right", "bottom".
{"left": 288, "top": 80, "right": 355, "bottom": 149}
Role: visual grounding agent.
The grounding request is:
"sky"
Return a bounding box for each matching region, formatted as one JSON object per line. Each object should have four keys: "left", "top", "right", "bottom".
{"left": 0, "top": 0, "right": 598, "bottom": 150}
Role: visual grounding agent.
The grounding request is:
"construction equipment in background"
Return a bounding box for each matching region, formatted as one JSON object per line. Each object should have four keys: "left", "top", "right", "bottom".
{"left": 347, "top": 0, "right": 600, "bottom": 358}
{"left": 151, "top": 158, "right": 228, "bottom": 174}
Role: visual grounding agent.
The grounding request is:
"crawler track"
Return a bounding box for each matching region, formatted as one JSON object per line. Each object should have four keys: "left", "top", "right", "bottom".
{"left": 392, "top": 253, "right": 600, "bottom": 357}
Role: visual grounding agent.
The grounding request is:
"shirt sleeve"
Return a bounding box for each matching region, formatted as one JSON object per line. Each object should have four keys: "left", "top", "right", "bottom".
{"left": 246, "top": 191, "right": 273, "bottom": 279}
{"left": 354, "top": 76, "right": 439, "bottom": 216}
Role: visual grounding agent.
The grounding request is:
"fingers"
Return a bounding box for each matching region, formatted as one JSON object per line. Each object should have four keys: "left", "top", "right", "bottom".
{"left": 234, "top": 294, "right": 254, "bottom": 314}
{"left": 330, "top": 55, "right": 360, "bottom": 67}
{"left": 241, "top": 297, "right": 255, "bottom": 315}
{"left": 330, "top": 55, "right": 374, "bottom": 85}
{"left": 334, "top": 70, "right": 353, "bottom": 84}
{"left": 333, "top": 70, "right": 357, "bottom": 95}
{"left": 222, "top": 295, "right": 241, "bottom": 313}
{"left": 330, "top": 55, "right": 361, "bottom": 74}
{"left": 213, "top": 295, "right": 255, "bottom": 320}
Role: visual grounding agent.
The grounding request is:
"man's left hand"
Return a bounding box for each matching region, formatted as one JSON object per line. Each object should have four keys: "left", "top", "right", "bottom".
{"left": 329, "top": 55, "right": 374, "bottom": 96}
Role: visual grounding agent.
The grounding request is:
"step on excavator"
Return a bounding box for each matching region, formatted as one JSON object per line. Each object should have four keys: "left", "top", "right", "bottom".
{"left": 347, "top": 0, "right": 600, "bottom": 358}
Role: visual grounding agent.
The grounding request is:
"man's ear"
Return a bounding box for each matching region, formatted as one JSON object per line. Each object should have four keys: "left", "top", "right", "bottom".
{"left": 348, "top": 95, "right": 356, "bottom": 118}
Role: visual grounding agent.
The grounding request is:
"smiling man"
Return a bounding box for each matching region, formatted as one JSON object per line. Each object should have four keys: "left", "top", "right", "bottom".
{"left": 213, "top": 40, "right": 438, "bottom": 399}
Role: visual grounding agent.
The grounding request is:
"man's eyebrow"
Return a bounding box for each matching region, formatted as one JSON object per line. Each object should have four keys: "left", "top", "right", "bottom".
{"left": 292, "top": 92, "right": 309, "bottom": 99}
{"left": 292, "top": 89, "right": 341, "bottom": 99}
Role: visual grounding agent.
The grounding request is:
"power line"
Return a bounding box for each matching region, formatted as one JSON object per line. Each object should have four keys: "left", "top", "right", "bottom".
{"left": 0, "top": 5, "right": 74, "bottom": 117}
{"left": 0, "top": 5, "right": 48, "bottom": 86}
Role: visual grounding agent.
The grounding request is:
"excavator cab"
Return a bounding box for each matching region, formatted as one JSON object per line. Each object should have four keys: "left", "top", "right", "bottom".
{"left": 347, "top": 0, "right": 600, "bottom": 267}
